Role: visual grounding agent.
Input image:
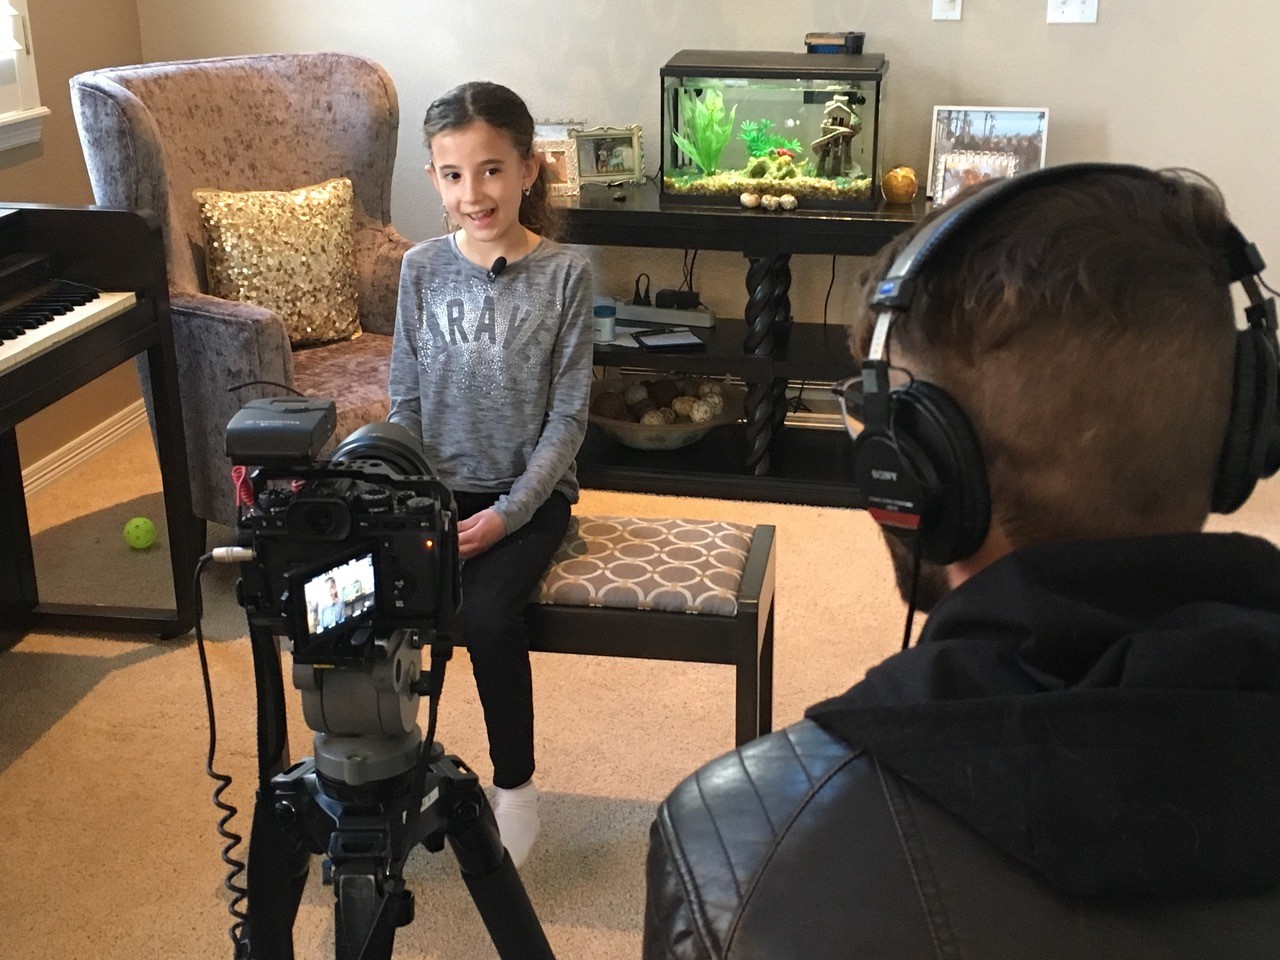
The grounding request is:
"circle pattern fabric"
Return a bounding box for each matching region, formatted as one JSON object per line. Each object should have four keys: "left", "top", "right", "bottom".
{"left": 535, "top": 516, "right": 756, "bottom": 617}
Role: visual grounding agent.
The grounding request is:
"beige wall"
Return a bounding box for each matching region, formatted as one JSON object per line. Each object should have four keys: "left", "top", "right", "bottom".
{"left": 9, "top": 1, "right": 1280, "bottom": 458}
{"left": 134, "top": 0, "right": 1280, "bottom": 329}
{"left": 0, "top": 0, "right": 143, "bottom": 463}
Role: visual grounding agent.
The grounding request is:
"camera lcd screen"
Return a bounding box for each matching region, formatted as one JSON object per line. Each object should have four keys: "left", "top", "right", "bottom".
{"left": 302, "top": 553, "right": 376, "bottom": 639}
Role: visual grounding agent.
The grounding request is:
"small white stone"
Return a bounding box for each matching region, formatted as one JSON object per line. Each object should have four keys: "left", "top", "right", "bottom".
{"left": 760, "top": 194, "right": 780, "bottom": 211}
{"left": 740, "top": 192, "right": 760, "bottom": 208}
{"left": 779, "top": 193, "right": 798, "bottom": 210}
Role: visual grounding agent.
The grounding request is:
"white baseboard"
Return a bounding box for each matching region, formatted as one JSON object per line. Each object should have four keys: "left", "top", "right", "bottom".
{"left": 21, "top": 399, "right": 149, "bottom": 495}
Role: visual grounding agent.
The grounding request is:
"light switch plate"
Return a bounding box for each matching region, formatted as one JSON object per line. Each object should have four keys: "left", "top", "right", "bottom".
{"left": 933, "top": 0, "right": 962, "bottom": 21}
{"left": 1048, "top": 0, "right": 1098, "bottom": 23}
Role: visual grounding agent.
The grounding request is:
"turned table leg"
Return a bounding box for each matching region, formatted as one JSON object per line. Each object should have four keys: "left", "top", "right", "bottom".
{"left": 743, "top": 254, "right": 792, "bottom": 475}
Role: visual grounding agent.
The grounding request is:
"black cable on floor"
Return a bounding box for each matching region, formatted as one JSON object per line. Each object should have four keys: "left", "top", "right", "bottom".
{"left": 192, "top": 553, "right": 248, "bottom": 949}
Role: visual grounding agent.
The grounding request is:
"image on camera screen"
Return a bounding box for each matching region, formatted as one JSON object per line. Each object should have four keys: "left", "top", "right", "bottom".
{"left": 304, "top": 553, "right": 376, "bottom": 637}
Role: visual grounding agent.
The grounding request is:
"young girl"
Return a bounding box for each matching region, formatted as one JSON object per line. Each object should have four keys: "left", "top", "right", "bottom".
{"left": 387, "top": 81, "right": 595, "bottom": 867}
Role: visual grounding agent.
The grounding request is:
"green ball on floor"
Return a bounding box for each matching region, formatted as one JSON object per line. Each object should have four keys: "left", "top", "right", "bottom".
{"left": 123, "top": 516, "right": 157, "bottom": 550}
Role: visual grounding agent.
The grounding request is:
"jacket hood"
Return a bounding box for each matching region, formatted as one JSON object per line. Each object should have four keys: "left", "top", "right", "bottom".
{"left": 807, "top": 532, "right": 1280, "bottom": 900}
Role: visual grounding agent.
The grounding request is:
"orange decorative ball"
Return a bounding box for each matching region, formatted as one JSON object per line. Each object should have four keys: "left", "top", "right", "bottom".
{"left": 881, "top": 166, "right": 919, "bottom": 204}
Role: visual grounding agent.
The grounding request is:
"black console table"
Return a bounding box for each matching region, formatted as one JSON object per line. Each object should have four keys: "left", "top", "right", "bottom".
{"left": 557, "top": 180, "right": 926, "bottom": 507}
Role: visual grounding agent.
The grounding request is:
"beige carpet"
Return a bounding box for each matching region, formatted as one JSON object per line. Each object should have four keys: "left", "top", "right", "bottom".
{"left": 4, "top": 424, "right": 1280, "bottom": 960}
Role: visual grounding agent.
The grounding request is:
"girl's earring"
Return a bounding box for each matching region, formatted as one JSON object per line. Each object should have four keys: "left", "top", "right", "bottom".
{"left": 523, "top": 183, "right": 532, "bottom": 197}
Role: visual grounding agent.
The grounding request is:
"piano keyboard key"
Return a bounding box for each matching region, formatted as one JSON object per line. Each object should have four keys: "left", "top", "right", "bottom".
{"left": 0, "top": 283, "right": 137, "bottom": 377}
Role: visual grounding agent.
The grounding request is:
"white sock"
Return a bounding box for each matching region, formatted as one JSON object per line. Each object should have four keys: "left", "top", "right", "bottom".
{"left": 491, "top": 780, "right": 540, "bottom": 869}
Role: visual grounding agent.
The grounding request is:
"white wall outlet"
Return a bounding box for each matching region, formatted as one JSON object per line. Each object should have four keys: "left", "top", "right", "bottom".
{"left": 1048, "top": 0, "right": 1098, "bottom": 23}
{"left": 932, "top": 0, "right": 962, "bottom": 21}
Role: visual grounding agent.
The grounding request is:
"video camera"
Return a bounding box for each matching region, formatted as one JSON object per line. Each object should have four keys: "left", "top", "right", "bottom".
{"left": 219, "top": 396, "right": 553, "bottom": 960}
{"left": 227, "top": 395, "right": 461, "bottom": 663}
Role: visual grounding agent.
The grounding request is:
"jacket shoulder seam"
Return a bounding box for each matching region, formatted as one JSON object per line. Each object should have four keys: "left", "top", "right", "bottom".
{"left": 723, "top": 731, "right": 869, "bottom": 951}
{"left": 877, "top": 758, "right": 960, "bottom": 960}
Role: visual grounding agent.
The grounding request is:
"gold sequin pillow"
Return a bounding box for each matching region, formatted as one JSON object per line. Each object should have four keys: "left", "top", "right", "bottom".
{"left": 194, "top": 177, "right": 361, "bottom": 347}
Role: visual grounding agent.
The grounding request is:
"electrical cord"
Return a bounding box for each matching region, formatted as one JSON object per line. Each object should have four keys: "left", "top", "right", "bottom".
{"left": 422, "top": 648, "right": 447, "bottom": 749}
{"left": 823, "top": 254, "right": 837, "bottom": 330}
{"left": 192, "top": 551, "right": 249, "bottom": 950}
{"left": 681, "top": 249, "right": 700, "bottom": 294}
{"left": 228, "top": 379, "right": 304, "bottom": 397}
{"left": 789, "top": 256, "right": 840, "bottom": 415}
{"left": 632, "top": 272, "right": 651, "bottom": 306}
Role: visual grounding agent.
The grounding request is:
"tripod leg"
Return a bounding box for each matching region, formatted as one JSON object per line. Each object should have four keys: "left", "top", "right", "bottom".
{"left": 447, "top": 789, "right": 556, "bottom": 960}
{"left": 249, "top": 622, "right": 291, "bottom": 782}
{"left": 334, "top": 870, "right": 405, "bottom": 960}
{"left": 242, "top": 785, "right": 310, "bottom": 960}
{"left": 242, "top": 622, "right": 306, "bottom": 959}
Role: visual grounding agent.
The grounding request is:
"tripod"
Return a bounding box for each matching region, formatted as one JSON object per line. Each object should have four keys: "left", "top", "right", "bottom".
{"left": 236, "top": 622, "right": 555, "bottom": 960}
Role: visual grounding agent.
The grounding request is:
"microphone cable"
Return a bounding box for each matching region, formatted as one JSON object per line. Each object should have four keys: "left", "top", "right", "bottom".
{"left": 192, "top": 550, "right": 250, "bottom": 951}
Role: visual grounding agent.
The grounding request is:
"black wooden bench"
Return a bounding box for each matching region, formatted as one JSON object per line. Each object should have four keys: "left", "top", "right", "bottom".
{"left": 526, "top": 516, "right": 776, "bottom": 746}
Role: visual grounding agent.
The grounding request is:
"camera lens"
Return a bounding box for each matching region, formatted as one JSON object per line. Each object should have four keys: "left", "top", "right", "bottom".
{"left": 332, "top": 422, "right": 433, "bottom": 477}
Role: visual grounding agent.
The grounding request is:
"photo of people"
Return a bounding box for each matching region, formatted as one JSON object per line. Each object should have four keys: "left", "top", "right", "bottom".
{"left": 927, "top": 107, "right": 1047, "bottom": 199}
{"left": 303, "top": 553, "right": 376, "bottom": 636}
{"left": 572, "top": 126, "right": 643, "bottom": 184}
{"left": 579, "top": 137, "right": 633, "bottom": 176}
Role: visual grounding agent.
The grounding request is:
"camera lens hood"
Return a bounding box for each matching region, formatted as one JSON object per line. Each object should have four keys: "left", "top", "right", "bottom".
{"left": 331, "top": 421, "right": 434, "bottom": 477}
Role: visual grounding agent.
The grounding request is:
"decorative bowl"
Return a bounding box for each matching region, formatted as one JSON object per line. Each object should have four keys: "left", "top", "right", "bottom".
{"left": 589, "top": 376, "right": 745, "bottom": 451}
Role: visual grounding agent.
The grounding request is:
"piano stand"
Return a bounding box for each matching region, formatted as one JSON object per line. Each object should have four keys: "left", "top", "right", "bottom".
{"left": 0, "top": 204, "right": 201, "bottom": 650}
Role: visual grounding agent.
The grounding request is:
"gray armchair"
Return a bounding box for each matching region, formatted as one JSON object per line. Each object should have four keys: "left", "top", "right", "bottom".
{"left": 70, "top": 52, "right": 412, "bottom": 528}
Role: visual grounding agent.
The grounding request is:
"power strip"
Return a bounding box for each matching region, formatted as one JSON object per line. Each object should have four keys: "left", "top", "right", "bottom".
{"left": 594, "top": 296, "right": 716, "bottom": 328}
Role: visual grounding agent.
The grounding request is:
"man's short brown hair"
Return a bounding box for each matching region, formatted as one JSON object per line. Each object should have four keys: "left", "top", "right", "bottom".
{"left": 850, "top": 168, "right": 1239, "bottom": 548}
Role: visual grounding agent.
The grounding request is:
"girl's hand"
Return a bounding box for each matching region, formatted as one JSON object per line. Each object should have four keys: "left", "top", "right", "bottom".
{"left": 457, "top": 508, "right": 507, "bottom": 560}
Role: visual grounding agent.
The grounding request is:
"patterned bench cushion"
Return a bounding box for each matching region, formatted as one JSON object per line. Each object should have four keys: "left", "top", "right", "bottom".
{"left": 535, "top": 516, "right": 756, "bottom": 617}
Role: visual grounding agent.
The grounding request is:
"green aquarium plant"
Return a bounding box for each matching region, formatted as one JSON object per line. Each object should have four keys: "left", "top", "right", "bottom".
{"left": 738, "top": 119, "right": 802, "bottom": 158}
{"left": 671, "top": 88, "right": 736, "bottom": 175}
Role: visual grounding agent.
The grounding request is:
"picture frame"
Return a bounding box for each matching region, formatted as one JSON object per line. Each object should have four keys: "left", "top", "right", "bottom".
{"left": 572, "top": 125, "right": 644, "bottom": 185}
{"left": 533, "top": 137, "right": 579, "bottom": 197}
{"left": 534, "top": 119, "right": 584, "bottom": 141}
{"left": 934, "top": 151, "right": 1021, "bottom": 205}
{"left": 926, "top": 106, "right": 1048, "bottom": 200}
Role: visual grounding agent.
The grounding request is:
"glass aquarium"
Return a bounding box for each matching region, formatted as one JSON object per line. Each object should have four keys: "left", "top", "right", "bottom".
{"left": 660, "top": 49, "right": 887, "bottom": 210}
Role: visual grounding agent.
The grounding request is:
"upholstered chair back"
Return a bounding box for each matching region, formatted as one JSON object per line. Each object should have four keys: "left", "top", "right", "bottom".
{"left": 71, "top": 51, "right": 404, "bottom": 332}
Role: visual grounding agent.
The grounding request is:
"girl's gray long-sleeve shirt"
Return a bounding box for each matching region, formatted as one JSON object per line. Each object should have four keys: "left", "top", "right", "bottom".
{"left": 387, "top": 234, "right": 595, "bottom": 534}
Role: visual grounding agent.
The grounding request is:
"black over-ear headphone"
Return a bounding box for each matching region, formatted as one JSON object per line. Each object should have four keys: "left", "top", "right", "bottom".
{"left": 848, "top": 162, "right": 1280, "bottom": 566}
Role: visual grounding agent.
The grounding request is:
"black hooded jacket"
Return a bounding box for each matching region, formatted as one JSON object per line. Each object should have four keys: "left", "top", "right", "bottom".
{"left": 643, "top": 533, "right": 1280, "bottom": 960}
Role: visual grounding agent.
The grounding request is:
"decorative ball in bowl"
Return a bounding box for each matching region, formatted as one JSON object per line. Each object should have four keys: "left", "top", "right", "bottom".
{"left": 589, "top": 375, "right": 745, "bottom": 451}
